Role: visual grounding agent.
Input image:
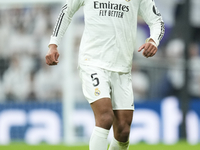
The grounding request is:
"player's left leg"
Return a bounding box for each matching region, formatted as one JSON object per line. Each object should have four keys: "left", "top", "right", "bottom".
{"left": 108, "top": 110, "right": 133, "bottom": 150}
{"left": 108, "top": 71, "right": 134, "bottom": 150}
{"left": 113, "top": 110, "right": 133, "bottom": 142}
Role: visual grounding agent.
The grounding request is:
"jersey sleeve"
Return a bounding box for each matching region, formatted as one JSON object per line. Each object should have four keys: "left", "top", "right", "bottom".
{"left": 49, "top": 0, "right": 84, "bottom": 46}
{"left": 138, "top": 0, "right": 165, "bottom": 46}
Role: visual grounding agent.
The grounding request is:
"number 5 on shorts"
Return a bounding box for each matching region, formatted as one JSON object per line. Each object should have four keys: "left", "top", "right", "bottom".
{"left": 91, "top": 73, "right": 99, "bottom": 87}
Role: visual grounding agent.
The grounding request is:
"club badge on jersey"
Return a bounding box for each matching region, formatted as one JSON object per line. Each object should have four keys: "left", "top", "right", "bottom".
{"left": 95, "top": 88, "right": 101, "bottom": 96}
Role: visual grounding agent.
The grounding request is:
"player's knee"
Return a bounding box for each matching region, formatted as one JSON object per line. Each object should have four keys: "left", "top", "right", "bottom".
{"left": 116, "top": 122, "right": 131, "bottom": 138}
{"left": 121, "top": 128, "right": 130, "bottom": 139}
{"left": 97, "top": 111, "right": 114, "bottom": 129}
{"left": 100, "top": 111, "right": 114, "bottom": 126}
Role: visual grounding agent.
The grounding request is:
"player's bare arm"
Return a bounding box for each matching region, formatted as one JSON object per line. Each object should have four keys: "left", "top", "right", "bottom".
{"left": 138, "top": 38, "right": 157, "bottom": 58}
{"left": 45, "top": 44, "right": 60, "bottom": 66}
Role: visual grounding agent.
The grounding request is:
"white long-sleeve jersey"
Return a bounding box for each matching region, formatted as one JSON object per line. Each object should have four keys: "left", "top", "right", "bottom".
{"left": 49, "top": 0, "right": 165, "bottom": 73}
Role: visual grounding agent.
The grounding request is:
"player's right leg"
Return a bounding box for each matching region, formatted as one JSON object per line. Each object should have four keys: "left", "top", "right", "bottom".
{"left": 90, "top": 98, "right": 114, "bottom": 130}
{"left": 78, "top": 65, "right": 113, "bottom": 150}
{"left": 89, "top": 98, "right": 114, "bottom": 150}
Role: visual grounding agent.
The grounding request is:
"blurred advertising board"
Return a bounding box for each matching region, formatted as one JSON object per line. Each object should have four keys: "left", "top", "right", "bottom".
{"left": 0, "top": 96, "right": 199, "bottom": 145}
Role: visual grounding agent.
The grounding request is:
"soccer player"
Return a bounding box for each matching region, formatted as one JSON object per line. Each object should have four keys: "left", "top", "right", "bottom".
{"left": 45, "top": 0, "right": 165, "bottom": 149}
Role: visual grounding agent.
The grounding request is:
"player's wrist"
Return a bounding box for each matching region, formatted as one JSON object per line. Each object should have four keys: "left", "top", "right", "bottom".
{"left": 48, "top": 44, "right": 58, "bottom": 49}
{"left": 145, "top": 38, "right": 157, "bottom": 47}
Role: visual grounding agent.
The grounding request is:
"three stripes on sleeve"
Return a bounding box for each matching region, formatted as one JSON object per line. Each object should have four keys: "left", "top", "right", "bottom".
{"left": 53, "top": 4, "right": 68, "bottom": 37}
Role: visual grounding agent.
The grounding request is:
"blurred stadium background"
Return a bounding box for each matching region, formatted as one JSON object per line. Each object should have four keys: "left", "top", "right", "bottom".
{"left": 0, "top": 0, "right": 200, "bottom": 149}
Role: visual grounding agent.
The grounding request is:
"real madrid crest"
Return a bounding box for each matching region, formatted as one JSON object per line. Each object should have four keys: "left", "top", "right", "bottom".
{"left": 94, "top": 88, "right": 101, "bottom": 96}
{"left": 125, "top": 0, "right": 131, "bottom": 2}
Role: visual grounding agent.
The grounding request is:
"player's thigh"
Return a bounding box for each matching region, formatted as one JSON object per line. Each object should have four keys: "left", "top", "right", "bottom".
{"left": 79, "top": 65, "right": 111, "bottom": 104}
{"left": 91, "top": 98, "right": 114, "bottom": 128}
{"left": 111, "top": 72, "right": 134, "bottom": 110}
{"left": 113, "top": 110, "right": 133, "bottom": 141}
{"left": 91, "top": 98, "right": 113, "bottom": 116}
{"left": 113, "top": 110, "right": 133, "bottom": 128}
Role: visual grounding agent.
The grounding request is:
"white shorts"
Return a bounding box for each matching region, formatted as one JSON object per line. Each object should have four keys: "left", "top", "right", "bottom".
{"left": 79, "top": 65, "right": 134, "bottom": 110}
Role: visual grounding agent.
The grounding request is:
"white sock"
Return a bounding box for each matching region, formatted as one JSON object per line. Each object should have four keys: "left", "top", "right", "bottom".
{"left": 89, "top": 126, "right": 110, "bottom": 150}
{"left": 108, "top": 138, "right": 129, "bottom": 150}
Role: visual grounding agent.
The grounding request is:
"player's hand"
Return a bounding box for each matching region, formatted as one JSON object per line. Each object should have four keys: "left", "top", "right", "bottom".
{"left": 45, "top": 44, "right": 60, "bottom": 65}
{"left": 138, "top": 39, "right": 157, "bottom": 58}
